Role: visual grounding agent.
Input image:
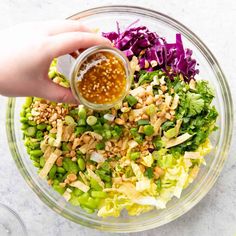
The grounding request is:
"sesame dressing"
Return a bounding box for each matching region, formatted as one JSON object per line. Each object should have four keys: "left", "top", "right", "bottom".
{"left": 77, "top": 52, "right": 126, "bottom": 104}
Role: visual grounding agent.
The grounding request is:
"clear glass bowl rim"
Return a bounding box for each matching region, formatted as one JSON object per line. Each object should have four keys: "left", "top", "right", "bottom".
{"left": 6, "top": 5, "right": 233, "bottom": 233}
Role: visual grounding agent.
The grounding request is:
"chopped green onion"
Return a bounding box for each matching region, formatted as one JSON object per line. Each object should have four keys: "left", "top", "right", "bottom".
{"left": 146, "top": 104, "right": 156, "bottom": 116}
{"left": 130, "top": 152, "right": 140, "bottom": 160}
{"left": 143, "top": 125, "right": 154, "bottom": 136}
{"left": 65, "top": 115, "right": 76, "bottom": 125}
{"left": 62, "top": 142, "right": 70, "bottom": 151}
{"left": 78, "top": 119, "right": 86, "bottom": 126}
{"left": 96, "top": 142, "right": 105, "bottom": 150}
{"left": 86, "top": 116, "right": 97, "bottom": 126}
{"left": 126, "top": 95, "right": 138, "bottom": 107}
{"left": 152, "top": 137, "right": 163, "bottom": 150}
{"left": 90, "top": 178, "right": 103, "bottom": 191}
{"left": 36, "top": 130, "right": 43, "bottom": 140}
{"left": 78, "top": 106, "right": 87, "bottom": 119}
{"left": 28, "top": 120, "right": 36, "bottom": 126}
{"left": 75, "top": 127, "right": 87, "bottom": 136}
{"left": 145, "top": 167, "right": 154, "bottom": 179}
{"left": 137, "top": 119, "right": 150, "bottom": 126}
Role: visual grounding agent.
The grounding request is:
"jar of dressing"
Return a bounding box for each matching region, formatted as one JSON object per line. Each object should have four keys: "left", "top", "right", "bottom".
{"left": 69, "top": 46, "right": 132, "bottom": 110}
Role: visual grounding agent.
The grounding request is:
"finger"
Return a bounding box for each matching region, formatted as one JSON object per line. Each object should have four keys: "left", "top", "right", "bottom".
{"left": 43, "top": 20, "right": 92, "bottom": 35}
{"left": 37, "top": 80, "right": 78, "bottom": 104}
{"left": 47, "top": 31, "right": 111, "bottom": 58}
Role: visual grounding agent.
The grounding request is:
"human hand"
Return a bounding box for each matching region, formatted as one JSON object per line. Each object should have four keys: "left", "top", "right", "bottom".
{"left": 0, "top": 20, "right": 111, "bottom": 103}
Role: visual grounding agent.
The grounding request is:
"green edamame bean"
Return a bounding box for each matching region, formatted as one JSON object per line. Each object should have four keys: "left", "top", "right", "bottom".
{"left": 20, "top": 110, "right": 26, "bottom": 117}
{"left": 33, "top": 161, "right": 40, "bottom": 168}
{"left": 49, "top": 165, "right": 57, "bottom": 179}
{"left": 84, "top": 197, "right": 99, "bottom": 209}
{"left": 69, "top": 195, "right": 80, "bottom": 206}
{"left": 90, "top": 178, "right": 102, "bottom": 191}
{"left": 24, "top": 127, "right": 36, "bottom": 137}
{"left": 26, "top": 113, "right": 32, "bottom": 119}
{"left": 53, "top": 184, "right": 65, "bottom": 195}
{"left": 40, "top": 156, "right": 45, "bottom": 167}
{"left": 30, "top": 155, "right": 39, "bottom": 162}
{"left": 77, "top": 158, "right": 85, "bottom": 171}
{"left": 57, "top": 167, "right": 66, "bottom": 174}
{"left": 25, "top": 108, "right": 31, "bottom": 113}
{"left": 21, "top": 123, "right": 28, "bottom": 130}
{"left": 37, "top": 123, "right": 47, "bottom": 130}
{"left": 26, "top": 147, "right": 31, "bottom": 154}
{"left": 24, "top": 97, "right": 32, "bottom": 108}
{"left": 46, "top": 125, "right": 52, "bottom": 131}
{"left": 80, "top": 206, "right": 94, "bottom": 214}
{"left": 20, "top": 117, "right": 28, "bottom": 123}
{"left": 73, "top": 188, "right": 83, "bottom": 196}
{"left": 62, "top": 158, "right": 79, "bottom": 174}
{"left": 30, "top": 149, "right": 43, "bottom": 157}
{"left": 91, "top": 191, "right": 107, "bottom": 198}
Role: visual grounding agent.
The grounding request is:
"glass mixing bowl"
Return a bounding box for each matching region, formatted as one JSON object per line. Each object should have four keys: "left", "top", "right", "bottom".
{"left": 6, "top": 6, "right": 233, "bottom": 232}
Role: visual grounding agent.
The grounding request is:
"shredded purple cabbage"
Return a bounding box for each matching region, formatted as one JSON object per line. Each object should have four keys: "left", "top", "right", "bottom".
{"left": 102, "top": 24, "right": 199, "bottom": 81}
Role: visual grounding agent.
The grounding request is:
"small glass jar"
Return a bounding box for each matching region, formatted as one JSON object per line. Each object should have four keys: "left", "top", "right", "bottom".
{"left": 69, "top": 46, "right": 132, "bottom": 110}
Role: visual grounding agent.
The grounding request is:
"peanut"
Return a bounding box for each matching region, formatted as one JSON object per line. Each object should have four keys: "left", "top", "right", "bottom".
{"left": 154, "top": 166, "right": 164, "bottom": 177}
{"left": 67, "top": 173, "right": 77, "bottom": 182}
{"left": 56, "top": 156, "right": 63, "bottom": 167}
{"left": 115, "top": 118, "right": 125, "bottom": 125}
{"left": 82, "top": 135, "right": 91, "bottom": 143}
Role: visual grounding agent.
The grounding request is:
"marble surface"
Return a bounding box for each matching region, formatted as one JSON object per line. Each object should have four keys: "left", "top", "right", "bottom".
{"left": 0, "top": 0, "right": 236, "bottom": 235}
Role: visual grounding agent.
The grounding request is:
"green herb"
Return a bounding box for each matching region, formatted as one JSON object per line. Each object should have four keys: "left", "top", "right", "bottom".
{"left": 143, "top": 125, "right": 154, "bottom": 136}
{"left": 145, "top": 167, "right": 154, "bottom": 179}
{"left": 126, "top": 95, "right": 138, "bottom": 107}
{"left": 137, "top": 119, "right": 150, "bottom": 126}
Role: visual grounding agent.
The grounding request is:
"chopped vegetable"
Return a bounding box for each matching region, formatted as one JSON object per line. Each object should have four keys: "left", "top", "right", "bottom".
{"left": 90, "top": 151, "right": 105, "bottom": 163}
{"left": 21, "top": 22, "right": 218, "bottom": 219}
{"left": 164, "top": 133, "right": 193, "bottom": 148}
{"left": 39, "top": 149, "right": 62, "bottom": 179}
{"left": 70, "top": 180, "right": 90, "bottom": 193}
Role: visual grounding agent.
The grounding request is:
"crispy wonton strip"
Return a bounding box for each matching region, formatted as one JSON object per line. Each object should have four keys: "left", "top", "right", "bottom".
{"left": 39, "top": 149, "right": 62, "bottom": 179}
{"left": 165, "top": 133, "right": 192, "bottom": 148}
{"left": 70, "top": 180, "right": 90, "bottom": 192}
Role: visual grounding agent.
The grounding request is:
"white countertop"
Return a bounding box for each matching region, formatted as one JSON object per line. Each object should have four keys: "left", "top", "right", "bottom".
{"left": 0, "top": 0, "right": 236, "bottom": 235}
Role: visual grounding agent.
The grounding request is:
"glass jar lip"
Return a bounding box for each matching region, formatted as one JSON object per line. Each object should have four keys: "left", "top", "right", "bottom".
{"left": 70, "top": 45, "right": 132, "bottom": 110}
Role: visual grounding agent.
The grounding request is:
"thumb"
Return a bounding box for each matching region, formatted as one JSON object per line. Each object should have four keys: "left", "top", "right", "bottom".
{"left": 37, "top": 79, "right": 78, "bottom": 104}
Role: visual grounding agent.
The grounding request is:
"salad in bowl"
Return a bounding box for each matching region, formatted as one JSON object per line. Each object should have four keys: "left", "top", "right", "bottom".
{"left": 20, "top": 22, "right": 218, "bottom": 218}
